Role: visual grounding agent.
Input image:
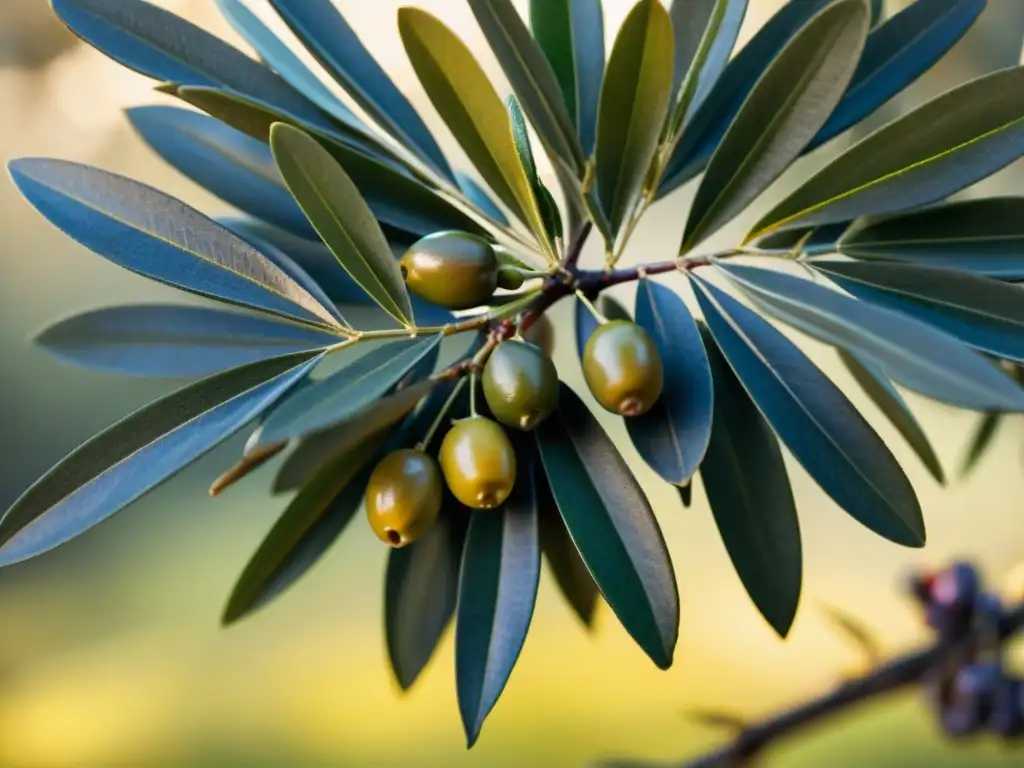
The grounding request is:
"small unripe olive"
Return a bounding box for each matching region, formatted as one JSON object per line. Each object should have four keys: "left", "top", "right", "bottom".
{"left": 496, "top": 266, "right": 526, "bottom": 290}
{"left": 399, "top": 231, "right": 498, "bottom": 310}
{"left": 582, "top": 320, "right": 664, "bottom": 416}
{"left": 482, "top": 340, "right": 558, "bottom": 430}
{"left": 439, "top": 416, "right": 516, "bottom": 509}
{"left": 365, "top": 449, "right": 443, "bottom": 547}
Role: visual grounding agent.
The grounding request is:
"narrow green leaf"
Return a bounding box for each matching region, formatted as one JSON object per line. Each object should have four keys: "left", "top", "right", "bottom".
{"left": 0, "top": 352, "right": 321, "bottom": 566}
{"left": 537, "top": 462, "right": 599, "bottom": 629}
{"left": 535, "top": 383, "right": 679, "bottom": 668}
{"left": 749, "top": 66, "right": 1024, "bottom": 240}
{"left": 255, "top": 335, "right": 443, "bottom": 446}
{"left": 594, "top": 0, "right": 674, "bottom": 236}
{"left": 173, "top": 86, "right": 487, "bottom": 240}
{"left": 870, "top": 0, "right": 884, "bottom": 27}
{"left": 719, "top": 263, "right": 1024, "bottom": 411}
{"left": 387, "top": 509, "right": 469, "bottom": 691}
{"left": 469, "top": 0, "right": 585, "bottom": 175}
{"left": 268, "top": 0, "right": 454, "bottom": 182}
{"left": 270, "top": 122, "right": 413, "bottom": 325}
{"left": 222, "top": 435, "right": 384, "bottom": 625}
{"left": 692, "top": 275, "right": 924, "bottom": 547}
{"left": 699, "top": 323, "right": 801, "bottom": 637}
{"left": 838, "top": 349, "right": 945, "bottom": 484}
{"left": 679, "top": 481, "right": 693, "bottom": 508}
{"left": 755, "top": 222, "right": 850, "bottom": 256}
{"left": 961, "top": 412, "right": 1001, "bottom": 478}
{"left": 838, "top": 198, "right": 1024, "bottom": 279}
{"left": 34, "top": 304, "right": 336, "bottom": 379}
{"left": 456, "top": 440, "right": 540, "bottom": 747}
{"left": 817, "top": 260, "right": 1024, "bottom": 364}
{"left": 508, "top": 96, "right": 562, "bottom": 244}
{"left": 8, "top": 158, "right": 342, "bottom": 330}
{"left": 398, "top": 8, "right": 549, "bottom": 246}
{"left": 530, "top": 0, "right": 605, "bottom": 155}
{"left": 682, "top": 0, "right": 869, "bottom": 251}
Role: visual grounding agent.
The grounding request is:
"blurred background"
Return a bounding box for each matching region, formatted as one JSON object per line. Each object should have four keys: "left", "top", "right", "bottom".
{"left": 2, "top": 0, "right": 1024, "bottom": 765}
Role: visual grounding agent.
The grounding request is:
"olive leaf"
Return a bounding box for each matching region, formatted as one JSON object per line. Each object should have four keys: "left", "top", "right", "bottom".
{"left": 749, "top": 66, "right": 1024, "bottom": 240}
{"left": 594, "top": 0, "right": 674, "bottom": 237}
{"left": 691, "top": 275, "right": 924, "bottom": 547}
{"left": 838, "top": 349, "right": 945, "bottom": 485}
{"left": 270, "top": 122, "right": 414, "bottom": 326}
{"left": 34, "top": 304, "right": 337, "bottom": 379}
{"left": 681, "top": 0, "right": 868, "bottom": 252}
{"left": 529, "top": 0, "right": 605, "bottom": 155}
{"left": 699, "top": 323, "right": 801, "bottom": 638}
{"left": 838, "top": 198, "right": 1024, "bottom": 279}
{"left": 507, "top": 95, "right": 562, "bottom": 245}
{"left": 172, "top": 86, "right": 486, "bottom": 239}
{"left": 754, "top": 222, "right": 850, "bottom": 256}
{"left": 536, "top": 383, "right": 679, "bottom": 669}
{"left": 456, "top": 172, "right": 509, "bottom": 228}
{"left": 469, "top": 0, "right": 586, "bottom": 175}
{"left": 456, "top": 441, "right": 540, "bottom": 747}
{"left": 8, "top": 158, "right": 343, "bottom": 331}
{"left": 398, "top": 7, "right": 550, "bottom": 248}
{"left": 961, "top": 413, "right": 1002, "bottom": 479}
{"left": 0, "top": 352, "right": 321, "bottom": 566}
{"left": 817, "top": 261, "right": 1024, "bottom": 364}
{"left": 268, "top": 0, "right": 454, "bottom": 182}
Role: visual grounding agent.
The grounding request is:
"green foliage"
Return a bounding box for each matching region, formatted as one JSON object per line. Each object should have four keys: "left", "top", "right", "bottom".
{"left": 10, "top": 0, "right": 1024, "bottom": 748}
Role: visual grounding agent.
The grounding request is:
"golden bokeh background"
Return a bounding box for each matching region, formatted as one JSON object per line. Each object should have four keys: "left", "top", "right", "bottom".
{"left": 2, "top": 1, "right": 1024, "bottom": 765}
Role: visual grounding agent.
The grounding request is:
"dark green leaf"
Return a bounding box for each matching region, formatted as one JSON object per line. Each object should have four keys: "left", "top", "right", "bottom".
{"left": 507, "top": 95, "right": 562, "bottom": 244}
{"left": 268, "top": 0, "right": 454, "bottom": 181}
{"left": 398, "top": 7, "right": 550, "bottom": 248}
{"left": 818, "top": 260, "right": 1024, "bottom": 364}
{"left": 51, "top": 0, "right": 325, "bottom": 126}
{"left": 469, "top": 0, "right": 585, "bottom": 176}
{"left": 594, "top": 0, "right": 674, "bottom": 236}
{"left": 222, "top": 436, "right": 383, "bottom": 625}
{"left": 719, "top": 263, "right": 1024, "bottom": 411}
{"left": 838, "top": 348, "right": 945, "bottom": 484}
{"left": 8, "top": 158, "right": 343, "bottom": 330}
{"left": 535, "top": 383, "right": 679, "bottom": 668}
{"left": 681, "top": 0, "right": 868, "bottom": 251}
{"left": 255, "top": 335, "right": 443, "bottom": 446}
{"left": 749, "top": 66, "right": 1024, "bottom": 240}
{"left": 456, "top": 442, "right": 540, "bottom": 747}
{"left": 809, "top": 0, "right": 987, "bottom": 151}
{"left": 530, "top": 0, "right": 605, "bottom": 155}
{"left": 220, "top": 217, "right": 371, "bottom": 306}
{"left": 215, "top": 0, "right": 367, "bottom": 134}
{"left": 754, "top": 222, "right": 850, "bottom": 255}
{"left": 870, "top": 0, "right": 884, "bottom": 26}
{"left": 537, "top": 463, "right": 599, "bottom": 629}
{"left": 668, "top": 0, "right": 747, "bottom": 130}
{"left": 127, "top": 105, "right": 314, "bottom": 239}
{"left": 699, "top": 323, "right": 801, "bottom": 637}
{"left": 961, "top": 412, "right": 1001, "bottom": 478}
{"left": 658, "top": 0, "right": 833, "bottom": 198}
{"left": 691, "top": 275, "right": 924, "bottom": 547}
{"left": 34, "top": 304, "right": 337, "bottom": 379}
{"left": 627, "top": 279, "right": 713, "bottom": 485}
{"left": 838, "top": 198, "right": 1024, "bottom": 279}
{"left": 456, "top": 172, "right": 509, "bottom": 227}
{"left": 387, "top": 509, "right": 469, "bottom": 691}
{"left": 173, "top": 86, "right": 487, "bottom": 239}
{"left": 679, "top": 482, "right": 692, "bottom": 508}
{"left": 0, "top": 352, "right": 321, "bottom": 566}
{"left": 270, "top": 123, "right": 413, "bottom": 326}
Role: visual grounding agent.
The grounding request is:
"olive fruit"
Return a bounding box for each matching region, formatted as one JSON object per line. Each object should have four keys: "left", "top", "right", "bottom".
{"left": 582, "top": 320, "right": 663, "bottom": 416}
{"left": 365, "top": 449, "right": 443, "bottom": 547}
{"left": 496, "top": 266, "right": 526, "bottom": 291}
{"left": 439, "top": 416, "right": 516, "bottom": 509}
{"left": 482, "top": 340, "right": 558, "bottom": 430}
{"left": 399, "top": 231, "right": 498, "bottom": 310}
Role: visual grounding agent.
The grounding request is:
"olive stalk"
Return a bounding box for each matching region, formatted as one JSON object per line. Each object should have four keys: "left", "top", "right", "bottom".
{"left": 414, "top": 377, "right": 468, "bottom": 453}
{"left": 575, "top": 289, "right": 607, "bottom": 325}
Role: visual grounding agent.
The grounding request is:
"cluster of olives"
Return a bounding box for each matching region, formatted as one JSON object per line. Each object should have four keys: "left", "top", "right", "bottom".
{"left": 366, "top": 231, "right": 667, "bottom": 548}
{"left": 910, "top": 563, "right": 1024, "bottom": 740}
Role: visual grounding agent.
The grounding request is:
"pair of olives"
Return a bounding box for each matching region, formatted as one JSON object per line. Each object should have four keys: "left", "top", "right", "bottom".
{"left": 366, "top": 339, "right": 555, "bottom": 548}
{"left": 400, "top": 231, "right": 526, "bottom": 309}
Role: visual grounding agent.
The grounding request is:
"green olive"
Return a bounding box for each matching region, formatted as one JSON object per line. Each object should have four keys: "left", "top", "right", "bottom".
{"left": 439, "top": 416, "right": 516, "bottom": 509}
{"left": 582, "top": 320, "right": 663, "bottom": 416}
{"left": 482, "top": 340, "right": 558, "bottom": 430}
{"left": 496, "top": 266, "right": 526, "bottom": 290}
{"left": 399, "top": 231, "right": 498, "bottom": 310}
{"left": 365, "top": 449, "right": 443, "bottom": 547}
